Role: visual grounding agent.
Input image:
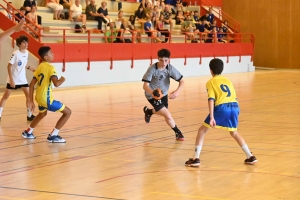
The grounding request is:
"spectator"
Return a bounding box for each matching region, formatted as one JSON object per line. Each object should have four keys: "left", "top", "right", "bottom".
{"left": 97, "top": 1, "right": 110, "bottom": 30}
{"left": 217, "top": 27, "right": 227, "bottom": 43}
{"left": 200, "top": 11, "right": 209, "bottom": 22}
{"left": 144, "top": 16, "right": 162, "bottom": 43}
{"left": 86, "top": 0, "right": 106, "bottom": 31}
{"left": 105, "top": 22, "right": 118, "bottom": 43}
{"left": 207, "top": 7, "right": 214, "bottom": 24}
{"left": 2, "top": 2, "right": 13, "bottom": 20}
{"left": 15, "top": 7, "right": 26, "bottom": 23}
{"left": 145, "top": 2, "right": 152, "bottom": 18}
{"left": 69, "top": 0, "right": 87, "bottom": 31}
{"left": 135, "top": 6, "right": 146, "bottom": 21}
{"left": 175, "top": 10, "right": 185, "bottom": 25}
{"left": 221, "top": 20, "right": 233, "bottom": 34}
{"left": 181, "top": 15, "right": 199, "bottom": 42}
{"left": 160, "top": 4, "right": 173, "bottom": 31}
{"left": 206, "top": 26, "right": 217, "bottom": 43}
{"left": 128, "top": 15, "right": 141, "bottom": 43}
{"left": 59, "top": 0, "right": 71, "bottom": 9}
{"left": 156, "top": 14, "right": 170, "bottom": 43}
{"left": 46, "top": 0, "right": 63, "bottom": 20}
{"left": 23, "top": 0, "right": 36, "bottom": 15}
{"left": 152, "top": 5, "right": 159, "bottom": 18}
{"left": 26, "top": 5, "right": 41, "bottom": 38}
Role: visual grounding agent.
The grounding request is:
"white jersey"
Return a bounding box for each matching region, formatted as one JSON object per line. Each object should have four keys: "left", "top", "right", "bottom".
{"left": 7, "top": 49, "right": 29, "bottom": 85}
{"left": 70, "top": 4, "right": 82, "bottom": 17}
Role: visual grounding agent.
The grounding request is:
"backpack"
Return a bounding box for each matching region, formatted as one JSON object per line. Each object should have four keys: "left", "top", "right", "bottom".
{"left": 75, "top": 24, "right": 81, "bottom": 33}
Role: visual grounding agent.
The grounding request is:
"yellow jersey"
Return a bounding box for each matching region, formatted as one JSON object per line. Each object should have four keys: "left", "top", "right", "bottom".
{"left": 206, "top": 75, "right": 238, "bottom": 106}
{"left": 33, "top": 61, "right": 57, "bottom": 107}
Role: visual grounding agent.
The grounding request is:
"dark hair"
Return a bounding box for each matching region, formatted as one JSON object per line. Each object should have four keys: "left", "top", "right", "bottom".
{"left": 20, "top": 6, "right": 26, "bottom": 11}
{"left": 16, "top": 35, "right": 28, "bottom": 47}
{"left": 38, "top": 46, "right": 51, "bottom": 60}
{"left": 157, "top": 49, "right": 171, "bottom": 58}
{"left": 209, "top": 58, "right": 224, "bottom": 75}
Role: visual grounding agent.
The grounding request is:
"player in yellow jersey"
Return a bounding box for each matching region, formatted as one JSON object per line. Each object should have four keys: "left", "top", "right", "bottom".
{"left": 21, "top": 46, "right": 71, "bottom": 143}
{"left": 185, "top": 58, "right": 257, "bottom": 167}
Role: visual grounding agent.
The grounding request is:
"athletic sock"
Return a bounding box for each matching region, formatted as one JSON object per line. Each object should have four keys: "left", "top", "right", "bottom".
{"left": 26, "top": 127, "right": 34, "bottom": 134}
{"left": 27, "top": 108, "right": 32, "bottom": 117}
{"left": 241, "top": 144, "right": 253, "bottom": 158}
{"left": 172, "top": 125, "right": 181, "bottom": 133}
{"left": 51, "top": 128, "right": 60, "bottom": 136}
{"left": 194, "top": 145, "right": 202, "bottom": 159}
{"left": 0, "top": 107, "right": 3, "bottom": 117}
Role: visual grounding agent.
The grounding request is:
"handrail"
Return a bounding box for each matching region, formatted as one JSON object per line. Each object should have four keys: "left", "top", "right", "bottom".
{"left": 1, "top": 0, "right": 42, "bottom": 42}
{"left": 200, "top": 0, "right": 241, "bottom": 32}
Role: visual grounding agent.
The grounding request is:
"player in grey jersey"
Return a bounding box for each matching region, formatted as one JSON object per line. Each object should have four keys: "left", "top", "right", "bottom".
{"left": 142, "top": 49, "right": 185, "bottom": 141}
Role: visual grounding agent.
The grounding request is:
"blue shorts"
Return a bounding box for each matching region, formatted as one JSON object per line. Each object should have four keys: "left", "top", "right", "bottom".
{"left": 38, "top": 100, "right": 65, "bottom": 113}
{"left": 203, "top": 102, "right": 239, "bottom": 131}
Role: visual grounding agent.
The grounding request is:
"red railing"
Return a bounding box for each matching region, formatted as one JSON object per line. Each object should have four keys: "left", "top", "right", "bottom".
{"left": 1, "top": 0, "right": 43, "bottom": 42}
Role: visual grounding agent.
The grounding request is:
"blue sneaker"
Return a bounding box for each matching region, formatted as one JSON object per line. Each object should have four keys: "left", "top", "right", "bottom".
{"left": 22, "top": 131, "right": 36, "bottom": 139}
{"left": 47, "top": 134, "right": 66, "bottom": 143}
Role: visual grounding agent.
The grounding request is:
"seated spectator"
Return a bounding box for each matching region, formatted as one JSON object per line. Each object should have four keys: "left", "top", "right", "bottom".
{"left": 145, "top": 2, "right": 152, "bottom": 18}
{"left": 128, "top": 15, "right": 141, "bottom": 43}
{"left": 69, "top": 0, "right": 87, "bottom": 31}
{"left": 152, "top": 5, "right": 159, "bottom": 18}
{"left": 175, "top": 0, "right": 183, "bottom": 13}
{"left": 193, "top": 10, "right": 200, "bottom": 22}
{"left": 2, "top": 2, "right": 13, "bottom": 20}
{"left": 160, "top": 5, "right": 173, "bottom": 31}
{"left": 59, "top": 0, "right": 71, "bottom": 9}
{"left": 46, "top": 0, "right": 63, "bottom": 20}
{"left": 203, "top": 18, "right": 211, "bottom": 32}
{"left": 206, "top": 26, "right": 217, "bottom": 43}
{"left": 23, "top": 0, "right": 36, "bottom": 15}
{"left": 221, "top": 20, "right": 233, "bottom": 34}
{"left": 175, "top": 10, "right": 185, "bottom": 25}
{"left": 156, "top": 14, "right": 170, "bottom": 42}
{"left": 135, "top": 6, "right": 146, "bottom": 21}
{"left": 115, "top": 10, "right": 127, "bottom": 32}
{"left": 105, "top": 22, "right": 118, "bottom": 43}
{"left": 25, "top": 5, "right": 41, "bottom": 38}
{"left": 207, "top": 7, "right": 214, "bottom": 24}
{"left": 15, "top": 7, "right": 26, "bottom": 23}
{"left": 217, "top": 27, "right": 227, "bottom": 43}
{"left": 96, "top": 1, "right": 110, "bottom": 30}
{"left": 144, "top": 16, "right": 161, "bottom": 43}
{"left": 200, "top": 11, "right": 209, "bottom": 22}
{"left": 210, "top": 20, "right": 219, "bottom": 32}
{"left": 86, "top": 0, "right": 105, "bottom": 31}
{"left": 181, "top": 15, "right": 199, "bottom": 42}
{"left": 196, "top": 20, "right": 207, "bottom": 42}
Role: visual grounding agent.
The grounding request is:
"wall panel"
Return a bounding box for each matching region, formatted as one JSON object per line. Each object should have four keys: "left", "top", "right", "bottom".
{"left": 223, "top": 0, "right": 300, "bottom": 69}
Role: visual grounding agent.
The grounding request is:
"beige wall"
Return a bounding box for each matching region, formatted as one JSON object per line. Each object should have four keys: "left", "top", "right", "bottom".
{"left": 223, "top": 0, "right": 300, "bottom": 69}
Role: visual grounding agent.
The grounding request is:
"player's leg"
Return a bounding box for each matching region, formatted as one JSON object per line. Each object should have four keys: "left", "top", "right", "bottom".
{"left": 46, "top": 102, "right": 71, "bottom": 143}
{"left": 185, "top": 124, "right": 209, "bottom": 167}
{"left": 230, "top": 130, "right": 258, "bottom": 165}
{"left": 21, "top": 86, "right": 35, "bottom": 121}
{"left": 22, "top": 110, "right": 47, "bottom": 139}
{"left": 0, "top": 88, "right": 12, "bottom": 121}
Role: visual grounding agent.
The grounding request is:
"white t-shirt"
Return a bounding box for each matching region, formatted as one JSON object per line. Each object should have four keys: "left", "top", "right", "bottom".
{"left": 7, "top": 50, "right": 29, "bottom": 85}
{"left": 70, "top": 4, "right": 82, "bottom": 17}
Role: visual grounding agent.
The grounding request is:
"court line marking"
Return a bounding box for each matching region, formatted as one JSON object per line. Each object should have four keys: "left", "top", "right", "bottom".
{"left": 150, "top": 192, "right": 230, "bottom": 200}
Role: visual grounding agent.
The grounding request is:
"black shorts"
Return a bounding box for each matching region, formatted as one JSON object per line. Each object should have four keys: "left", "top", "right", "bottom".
{"left": 6, "top": 83, "right": 29, "bottom": 90}
{"left": 147, "top": 95, "right": 168, "bottom": 112}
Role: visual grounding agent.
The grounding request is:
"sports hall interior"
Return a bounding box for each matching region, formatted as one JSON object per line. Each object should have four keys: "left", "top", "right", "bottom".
{"left": 0, "top": 0, "right": 299, "bottom": 199}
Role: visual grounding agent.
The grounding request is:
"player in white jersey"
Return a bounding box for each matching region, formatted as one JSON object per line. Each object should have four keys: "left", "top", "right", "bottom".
{"left": 0, "top": 35, "right": 35, "bottom": 122}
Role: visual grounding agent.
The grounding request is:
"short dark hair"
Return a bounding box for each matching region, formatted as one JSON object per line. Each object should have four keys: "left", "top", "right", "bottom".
{"left": 38, "top": 46, "right": 51, "bottom": 60}
{"left": 16, "top": 35, "right": 28, "bottom": 47}
{"left": 209, "top": 58, "right": 224, "bottom": 75}
{"left": 157, "top": 48, "right": 171, "bottom": 58}
{"left": 20, "top": 6, "right": 26, "bottom": 11}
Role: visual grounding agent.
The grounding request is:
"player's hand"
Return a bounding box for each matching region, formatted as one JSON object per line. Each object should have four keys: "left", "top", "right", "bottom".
{"left": 29, "top": 67, "right": 35, "bottom": 72}
{"left": 209, "top": 118, "right": 216, "bottom": 128}
{"left": 60, "top": 76, "right": 66, "bottom": 82}
{"left": 29, "top": 101, "right": 35, "bottom": 112}
{"left": 169, "top": 90, "right": 179, "bottom": 99}
{"left": 10, "top": 80, "right": 15, "bottom": 88}
{"left": 14, "top": 18, "right": 25, "bottom": 32}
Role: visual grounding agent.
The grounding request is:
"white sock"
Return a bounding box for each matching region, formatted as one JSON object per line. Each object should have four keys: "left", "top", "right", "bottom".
{"left": 194, "top": 145, "right": 202, "bottom": 159}
{"left": 241, "top": 144, "right": 253, "bottom": 158}
{"left": 27, "top": 108, "right": 32, "bottom": 117}
{"left": 51, "top": 128, "right": 60, "bottom": 136}
{"left": 0, "top": 107, "right": 3, "bottom": 117}
{"left": 26, "top": 127, "right": 34, "bottom": 134}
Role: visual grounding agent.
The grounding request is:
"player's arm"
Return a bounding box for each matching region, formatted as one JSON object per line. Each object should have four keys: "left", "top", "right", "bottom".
{"left": 0, "top": 19, "right": 25, "bottom": 42}
{"left": 143, "top": 82, "right": 154, "bottom": 95}
{"left": 169, "top": 79, "right": 184, "bottom": 99}
{"left": 208, "top": 99, "right": 216, "bottom": 128}
{"left": 7, "top": 63, "right": 15, "bottom": 88}
{"left": 28, "top": 77, "right": 37, "bottom": 111}
{"left": 51, "top": 76, "right": 65, "bottom": 87}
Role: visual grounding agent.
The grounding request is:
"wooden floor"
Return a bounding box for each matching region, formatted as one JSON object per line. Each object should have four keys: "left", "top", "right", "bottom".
{"left": 0, "top": 69, "right": 299, "bottom": 200}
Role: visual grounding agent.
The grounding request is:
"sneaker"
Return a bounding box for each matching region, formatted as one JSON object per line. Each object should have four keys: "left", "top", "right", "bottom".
{"left": 47, "top": 134, "right": 66, "bottom": 143}
{"left": 22, "top": 131, "right": 36, "bottom": 139}
{"left": 175, "top": 132, "right": 184, "bottom": 141}
{"left": 143, "top": 106, "right": 152, "bottom": 123}
{"left": 244, "top": 155, "right": 258, "bottom": 165}
{"left": 185, "top": 158, "right": 200, "bottom": 167}
{"left": 27, "top": 114, "right": 35, "bottom": 121}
